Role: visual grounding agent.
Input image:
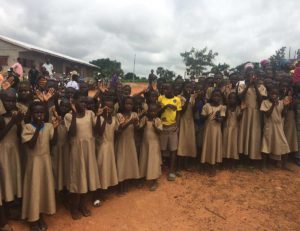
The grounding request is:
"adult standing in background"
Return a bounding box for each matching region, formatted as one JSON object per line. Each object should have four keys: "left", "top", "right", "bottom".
{"left": 11, "top": 57, "right": 23, "bottom": 79}
{"left": 42, "top": 59, "right": 54, "bottom": 78}
{"left": 28, "top": 64, "right": 39, "bottom": 89}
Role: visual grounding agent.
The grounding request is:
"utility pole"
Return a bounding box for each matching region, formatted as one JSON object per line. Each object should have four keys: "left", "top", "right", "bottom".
{"left": 133, "top": 54, "right": 136, "bottom": 82}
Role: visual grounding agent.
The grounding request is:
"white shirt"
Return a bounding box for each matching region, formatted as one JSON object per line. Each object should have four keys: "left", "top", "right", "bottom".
{"left": 66, "top": 81, "right": 79, "bottom": 90}
{"left": 42, "top": 63, "right": 54, "bottom": 77}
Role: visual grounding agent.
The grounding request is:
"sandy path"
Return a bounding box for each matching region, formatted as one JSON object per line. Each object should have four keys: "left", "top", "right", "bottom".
{"left": 12, "top": 163, "right": 300, "bottom": 231}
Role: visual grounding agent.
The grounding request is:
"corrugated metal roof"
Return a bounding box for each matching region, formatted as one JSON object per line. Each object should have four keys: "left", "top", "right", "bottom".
{"left": 0, "top": 34, "right": 99, "bottom": 69}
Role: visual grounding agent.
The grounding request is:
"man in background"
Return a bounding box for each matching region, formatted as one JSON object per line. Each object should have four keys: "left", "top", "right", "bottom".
{"left": 11, "top": 57, "right": 23, "bottom": 79}
{"left": 42, "top": 59, "right": 54, "bottom": 78}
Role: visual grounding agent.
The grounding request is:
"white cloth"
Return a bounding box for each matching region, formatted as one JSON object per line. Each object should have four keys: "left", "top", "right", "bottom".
{"left": 66, "top": 81, "right": 79, "bottom": 90}
{"left": 42, "top": 63, "right": 54, "bottom": 77}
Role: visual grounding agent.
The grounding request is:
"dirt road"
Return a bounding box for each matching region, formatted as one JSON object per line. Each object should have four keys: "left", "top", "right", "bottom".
{"left": 12, "top": 163, "right": 300, "bottom": 231}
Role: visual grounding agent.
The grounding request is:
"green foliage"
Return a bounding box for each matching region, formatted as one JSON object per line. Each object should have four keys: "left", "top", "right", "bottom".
{"left": 269, "top": 47, "right": 286, "bottom": 69}
{"left": 124, "top": 72, "right": 137, "bottom": 81}
{"left": 90, "top": 58, "right": 124, "bottom": 80}
{"left": 155, "top": 67, "right": 176, "bottom": 81}
{"left": 180, "top": 47, "right": 218, "bottom": 76}
{"left": 211, "top": 63, "right": 230, "bottom": 74}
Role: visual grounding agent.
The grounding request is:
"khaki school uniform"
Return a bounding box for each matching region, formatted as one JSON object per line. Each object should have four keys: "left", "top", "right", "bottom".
{"left": 139, "top": 117, "right": 162, "bottom": 180}
{"left": 64, "top": 110, "right": 100, "bottom": 193}
{"left": 284, "top": 110, "right": 298, "bottom": 152}
{"left": 178, "top": 95, "right": 197, "bottom": 157}
{"left": 51, "top": 123, "right": 69, "bottom": 191}
{"left": 223, "top": 107, "right": 241, "bottom": 159}
{"left": 201, "top": 103, "right": 226, "bottom": 165}
{"left": 116, "top": 112, "right": 140, "bottom": 182}
{"left": 21, "top": 123, "right": 56, "bottom": 222}
{"left": 238, "top": 85, "right": 267, "bottom": 159}
{"left": 260, "top": 100, "right": 290, "bottom": 155}
{"left": 96, "top": 116, "right": 119, "bottom": 189}
{"left": 0, "top": 117, "right": 22, "bottom": 202}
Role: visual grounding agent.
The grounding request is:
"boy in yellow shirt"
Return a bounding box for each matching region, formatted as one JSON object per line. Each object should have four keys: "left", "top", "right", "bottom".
{"left": 158, "top": 83, "right": 182, "bottom": 181}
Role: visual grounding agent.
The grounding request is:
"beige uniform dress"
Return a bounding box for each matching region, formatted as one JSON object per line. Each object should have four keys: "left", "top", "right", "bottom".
{"left": 21, "top": 123, "right": 56, "bottom": 222}
{"left": 238, "top": 85, "right": 266, "bottom": 159}
{"left": 0, "top": 99, "right": 6, "bottom": 115}
{"left": 223, "top": 107, "right": 241, "bottom": 159}
{"left": 260, "top": 100, "right": 290, "bottom": 155}
{"left": 0, "top": 117, "right": 22, "bottom": 202}
{"left": 178, "top": 95, "right": 197, "bottom": 157}
{"left": 96, "top": 116, "right": 119, "bottom": 189}
{"left": 64, "top": 110, "right": 100, "bottom": 193}
{"left": 139, "top": 117, "right": 162, "bottom": 180}
{"left": 284, "top": 109, "right": 298, "bottom": 152}
{"left": 51, "top": 123, "right": 69, "bottom": 191}
{"left": 116, "top": 112, "right": 140, "bottom": 182}
{"left": 201, "top": 103, "right": 226, "bottom": 165}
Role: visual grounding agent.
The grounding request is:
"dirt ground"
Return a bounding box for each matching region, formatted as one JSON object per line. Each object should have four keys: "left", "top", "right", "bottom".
{"left": 10, "top": 83, "right": 300, "bottom": 230}
{"left": 11, "top": 162, "right": 300, "bottom": 231}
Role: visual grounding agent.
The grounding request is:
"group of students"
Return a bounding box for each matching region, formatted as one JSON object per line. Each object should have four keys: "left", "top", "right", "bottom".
{"left": 0, "top": 62, "right": 299, "bottom": 231}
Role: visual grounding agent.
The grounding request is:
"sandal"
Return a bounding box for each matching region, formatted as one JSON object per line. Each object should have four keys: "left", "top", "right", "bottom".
{"left": 80, "top": 206, "right": 91, "bottom": 217}
{"left": 0, "top": 224, "right": 14, "bottom": 231}
{"left": 38, "top": 218, "right": 48, "bottom": 231}
{"left": 30, "top": 222, "right": 40, "bottom": 231}
{"left": 93, "top": 199, "right": 102, "bottom": 208}
{"left": 149, "top": 182, "right": 158, "bottom": 191}
{"left": 167, "top": 173, "right": 176, "bottom": 181}
{"left": 71, "top": 209, "right": 82, "bottom": 220}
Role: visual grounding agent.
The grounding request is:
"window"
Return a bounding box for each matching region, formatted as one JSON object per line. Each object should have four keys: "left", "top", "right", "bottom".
{"left": 0, "top": 56, "right": 8, "bottom": 66}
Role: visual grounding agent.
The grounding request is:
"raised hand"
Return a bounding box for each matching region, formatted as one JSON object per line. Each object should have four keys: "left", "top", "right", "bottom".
{"left": 35, "top": 90, "right": 45, "bottom": 102}
{"left": 43, "top": 88, "right": 55, "bottom": 102}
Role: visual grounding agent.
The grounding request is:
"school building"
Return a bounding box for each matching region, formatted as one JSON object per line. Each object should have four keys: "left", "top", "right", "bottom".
{"left": 0, "top": 35, "right": 98, "bottom": 79}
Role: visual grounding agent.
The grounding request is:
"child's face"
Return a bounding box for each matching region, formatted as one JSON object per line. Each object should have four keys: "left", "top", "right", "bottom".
{"left": 86, "top": 98, "right": 95, "bottom": 111}
{"left": 104, "top": 101, "right": 114, "bottom": 114}
{"left": 184, "top": 84, "right": 193, "bottom": 95}
{"left": 164, "top": 84, "right": 174, "bottom": 97}
{"left": 65, "top": 88, "right": 76, "bottom": 99}
{"left": 32, "top": 105, "right": 45, "bottom": 124}
{"left": 122, "top": 86, "right": 131, "bottom": 96}
{"left": 2, "top": 92, "right": 17, "bottom": 111}
{"left": 211, "top": 92, "right": 222, "bottom": 104}
{"left": 75, "top": 97, "right": 87, "bottom": 112}
{"left": 18, "top": 84, "right": 32, "bottom": 102}
{"left": 79, "top": 82, "right": 89, "bottom": 94}
{"left": 59, "top": 100, "right": 71, "bottom": 116}
{"left": 124, "top": 98, "right": 133, "bottom": 112}
{"left": 173, "top": 84, "right": 182, "bottom": 96}
{"left": 269, "top": 90, "right": 279, "bottom": 101}
{"left": 228, "top": 94, "right": 237, "bottom": 105}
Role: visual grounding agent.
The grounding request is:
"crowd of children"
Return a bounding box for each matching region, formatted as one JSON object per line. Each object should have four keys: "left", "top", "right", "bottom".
{"left": 0, "top": 61, "right": 299, "bottom": 231}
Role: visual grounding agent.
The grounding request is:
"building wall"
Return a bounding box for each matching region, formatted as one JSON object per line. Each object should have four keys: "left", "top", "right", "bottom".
{"left": 0, "top": 39, "right": 96, "bottom": 79}
{"left": 0, "top": 39, "right": 26, "bottom": 71}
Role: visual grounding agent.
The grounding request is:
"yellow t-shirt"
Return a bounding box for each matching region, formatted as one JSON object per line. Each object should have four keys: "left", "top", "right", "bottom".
{"left": 158, "top": 95, "right": 182, "bottom": 125}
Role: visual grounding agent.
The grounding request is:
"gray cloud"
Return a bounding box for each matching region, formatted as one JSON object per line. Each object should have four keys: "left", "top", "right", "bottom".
{"left": 1, "top": 0, "right": 300, "bottom": 76}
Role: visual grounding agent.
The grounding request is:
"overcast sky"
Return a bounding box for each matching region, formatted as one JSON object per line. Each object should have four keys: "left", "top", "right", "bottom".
{"left": 0, "top": 0, "right": 299, "bottom": 76}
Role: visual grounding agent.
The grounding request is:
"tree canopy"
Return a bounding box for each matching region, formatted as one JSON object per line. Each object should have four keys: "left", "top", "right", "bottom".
{"left": 90, "top": 58, "right": 124, "bottom": 80}
{"left": 180, "top": 47, "right": 218, "bottom": 77}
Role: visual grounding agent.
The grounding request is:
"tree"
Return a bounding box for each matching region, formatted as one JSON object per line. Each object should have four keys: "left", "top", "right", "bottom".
{"left": 269, "top": 47, "right": 286, "bottom": 70}
{"left": 156, "top": 67, "right": 165, "bottom": 78}
{"left": 89, "top": 58, "right": 124, "bottom": 80}
{"left": 124, "top": 72, "right": 137, "bottom": 81}
{"left": 210, "top": 63, "right": 230, "bottom": 74}
{"left": 155, "top": 67, "right": 175, "bottom": 81}
{"left": 180, "top": 47, "right": 218, "bottom": 76}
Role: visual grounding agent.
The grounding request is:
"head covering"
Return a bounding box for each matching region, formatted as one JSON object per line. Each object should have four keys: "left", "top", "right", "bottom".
{"left": 70, "top": 70, "right": 79, "bottom": 77}
{"left": 260, "top": 59, "right": 269, "bottom": 67}
{"left": 244, "top": 62, "right": 254, "bottom": 71}
{"left": 293, "top": 67, "right": 300, "bottom": 83}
